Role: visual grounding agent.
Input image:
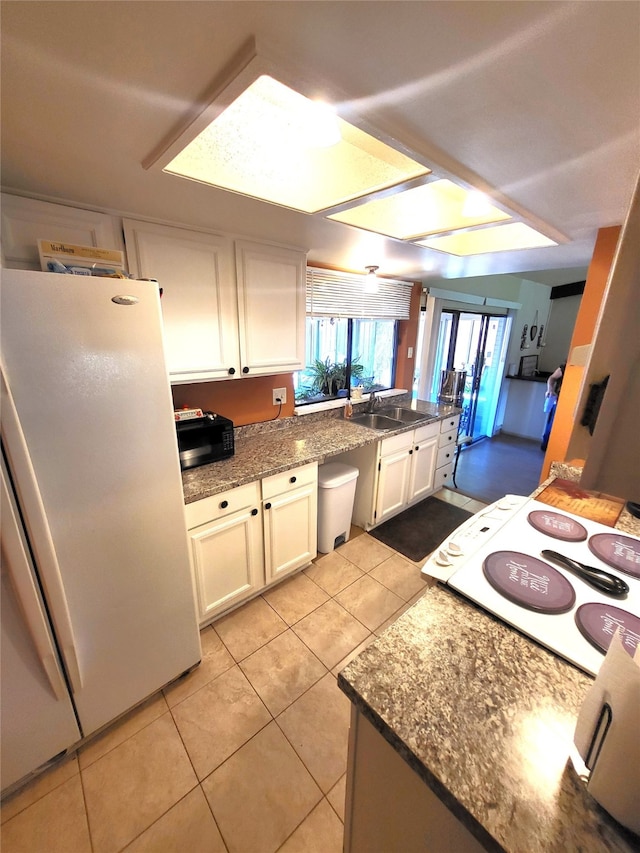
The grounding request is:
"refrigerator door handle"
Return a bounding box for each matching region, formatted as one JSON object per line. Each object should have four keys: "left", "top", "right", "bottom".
{"left": 1, "top": 463, "right": 69, "bottom": 701}
{"left": 1, "top": 366, "right": 83, "bottom": 693}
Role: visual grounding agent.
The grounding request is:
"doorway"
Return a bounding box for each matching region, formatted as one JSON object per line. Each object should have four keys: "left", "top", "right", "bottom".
{"left": 430, "top": 310, "right": 512, "bottom": 441}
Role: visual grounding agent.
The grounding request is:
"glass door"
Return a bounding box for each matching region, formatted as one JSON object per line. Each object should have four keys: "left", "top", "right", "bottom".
{"left": 432, "top": 310, "right": 511, "bottom": 441}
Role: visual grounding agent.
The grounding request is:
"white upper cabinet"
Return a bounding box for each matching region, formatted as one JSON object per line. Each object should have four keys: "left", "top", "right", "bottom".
{"left": 123, "top": 219, "right": 239, "bottom": 382}
{"left": 235, "top": 240, "right": 306, "bottom": 377}
{"left": 1, "top": 195, "right": 123, "bottom": 270}
{"left": 124, "top": 221, "right": 307, "bottom": 383}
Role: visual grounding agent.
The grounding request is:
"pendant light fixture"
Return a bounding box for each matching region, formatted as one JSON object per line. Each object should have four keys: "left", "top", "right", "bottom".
{"left": 364, "top": 265, "right": 379, "bottom": 294}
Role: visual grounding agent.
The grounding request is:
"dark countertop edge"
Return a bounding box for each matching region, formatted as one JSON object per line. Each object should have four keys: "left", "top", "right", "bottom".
{"left": 181, "top": 400, "right": 462, "bottom": 504}
{"left": 505, "top": 374, "right": 549, "bottom": 383}
{"left": 336, "top": 667, "right": 506, "bottom": 853}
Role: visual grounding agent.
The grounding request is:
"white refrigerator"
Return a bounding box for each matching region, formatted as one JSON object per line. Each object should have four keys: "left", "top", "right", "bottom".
{"left": 1, "top": 269, "right": 201, "bottom": 793}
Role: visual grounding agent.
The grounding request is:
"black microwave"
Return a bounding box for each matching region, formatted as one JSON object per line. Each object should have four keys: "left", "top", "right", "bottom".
{"left": 175, "top": 412, "right": 234, "bottom": 471}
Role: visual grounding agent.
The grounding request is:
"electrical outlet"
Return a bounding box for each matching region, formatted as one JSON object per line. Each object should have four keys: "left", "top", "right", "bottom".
{"left": 272, "top": 387, "right": 287, "bottom": 405}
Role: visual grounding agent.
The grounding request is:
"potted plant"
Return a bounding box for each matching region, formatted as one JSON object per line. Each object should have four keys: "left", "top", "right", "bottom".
{"left": 308, "top": 357, "right": 365, "bottom": 396}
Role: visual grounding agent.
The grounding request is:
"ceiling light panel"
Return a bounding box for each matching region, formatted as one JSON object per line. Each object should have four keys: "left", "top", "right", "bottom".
{"left": 162, "top": 75, "right": 430, "bottom": 214}
{"left": 416, "top": 222, "right": 558, "bottom": 256}
{"left": 327, "top": 179, "right": 511, "bottom": 240}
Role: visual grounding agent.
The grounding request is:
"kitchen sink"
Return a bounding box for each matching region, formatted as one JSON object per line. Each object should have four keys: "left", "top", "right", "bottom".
{"left": 350, "top": 413, "right": 404, "bottom": 431}
{"left": 378, "top": 406, "right": 433, "bottom": 424}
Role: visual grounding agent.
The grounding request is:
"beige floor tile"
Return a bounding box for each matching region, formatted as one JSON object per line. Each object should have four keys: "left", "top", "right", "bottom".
{"left": 0, "top": 774, "right": 90, "bottom": 853}
{"left": 171, "top": 665, "right": 271, "bottom": 780}
{"left": 331, "top": 636, "right": 375, "bottom": 677}
{"left": 336, "top": 533, "right": 394, "bottom": 572}
{"left": 335, "top": 574, "right": 404, "bottom": 632}
{"left": 163, "top": 626, "right": 235, "bottom": 708}
{"left": 240, "top": 630, "right": 327, "bottom": 716}
{"left": 0, "top": 753, "right": 79, "bottom": 825}
{"left": 369, "top": 553, "right": 429, "bottom": 601}
{"left": 262, "top": 572, "right": 330, "bottom": 625}
{"left": 433, "top": 487, "right": 472, "bottom": 508}
{"left": 79, "top": 691, "right": 168, "bottom": 770}
{"left": 202, "top": 721, "right": 321, "bottom": 853}
{"left": 123, "top": 787, "right": 226, "bottom": 853}
{"left": 303, "top": 550, "right": 363, "bottom": 596}
{"left": 81, "top": 713, "right": 196, "bottom": 853}
{"left": 278, "top": 798, "right": 344, "bottom": 852}
{"left": 213, "top": 596, "right": 287, "bottom": 661}
{"left": 292, "top": 600, "right": 370, "bottom": 669}
{"left": 277, "top": 674, "right": 350, "bottom": 794}
{"left": 464, "top": 498, "right": 488, "bottom": 513}
{"left": 327, "top": 774, "right": 347, "bottom": 822}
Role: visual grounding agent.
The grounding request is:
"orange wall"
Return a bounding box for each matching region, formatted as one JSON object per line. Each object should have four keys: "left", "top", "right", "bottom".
{"left": 395, "top": 282, "right": 423, "bottom": 391}
{"left": 172, "top": 374, "right": 295, "bottom": 426}
{"left": 540, "top": 225, "right": 620, "bottom": 480}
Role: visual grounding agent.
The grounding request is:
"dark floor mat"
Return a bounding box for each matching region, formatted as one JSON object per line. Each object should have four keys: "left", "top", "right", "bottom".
{"left": 369, "top": 496, "right": 473, "bottom": 562}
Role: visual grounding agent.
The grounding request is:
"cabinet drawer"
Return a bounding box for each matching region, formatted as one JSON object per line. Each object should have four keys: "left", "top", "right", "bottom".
{"left": 440, "top": 415, "right": 460, "bottom": 434}
{"left": 436, "top": 444, "right": 455, "bottom": 469}
{"left": 185, "top": 481, "right": 260, "bottom": 530}
{"left": 413, "top": 421, "right": 440, "bottom": 443}
{"left": 433, "top": 460, "right": 454, "bottom": 489}
{"left": 380, "top": 431, "right": 413, "bottom": 457}
{"left": 438, "top": 427, "right": 458, "bottom": 448}
{"left": 262, "top": 462, "right": 317, "bottom": 500}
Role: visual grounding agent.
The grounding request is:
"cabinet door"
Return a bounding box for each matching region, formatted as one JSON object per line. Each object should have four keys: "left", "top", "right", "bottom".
{"left": 1, "top": 194, "right": 122, "bottom": 270}
{"left": 188, "top": 507, "right": 264, "bottom": 625}
{"left": 123, "top": 220, "right": 240, "bottom": 382}
{"left": 407, "top": 435, "right": 438, "bottom": 504}
{"left": 376, "top": 449, "right": 411, "bottom": 524}
{"left": 263, "top": 483, "right": 317, "bottom": 583}
{"left": 235, "top": 240, "right": 306, "bottom": 376}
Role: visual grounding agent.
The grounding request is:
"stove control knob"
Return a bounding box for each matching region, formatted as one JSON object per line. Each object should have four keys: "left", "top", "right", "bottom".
{"left": 447, "top": 541, "right": 464, "bottom": 556}
{"left": 435, "top": 549, "right": 453, "bottom": 567}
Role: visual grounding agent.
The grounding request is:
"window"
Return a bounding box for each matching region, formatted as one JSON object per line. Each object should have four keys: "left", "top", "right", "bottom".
{"left": 294, "top": 316, "right": 397, "bottom": 404}
{"left": 294, "top": 267, "right": 411, "bottom": 406}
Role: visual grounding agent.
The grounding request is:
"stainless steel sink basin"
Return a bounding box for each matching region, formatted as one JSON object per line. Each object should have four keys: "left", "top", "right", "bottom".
{"left": 351, "top": 413, "right": 403, "bottom": 431}
{"left": 378, "top": 406, "right": 432, "bottom": 424}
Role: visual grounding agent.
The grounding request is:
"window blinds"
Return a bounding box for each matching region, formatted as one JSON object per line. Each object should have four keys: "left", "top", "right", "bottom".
{"left": 306, "top": 267, "right": 412, "bottom": 320}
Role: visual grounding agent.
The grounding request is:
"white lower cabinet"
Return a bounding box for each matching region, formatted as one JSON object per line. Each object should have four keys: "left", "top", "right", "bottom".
{"left": 334, "top": 421, "right": 440, "bottom": 531}
{"left": 433, "top": 415, "right": 460, "bottom": 490}
{"left": 262, "top": 463, "right": 318, "bottom": 583}
{"left": 184, "top": 463, "right": 317, "bottom": 625}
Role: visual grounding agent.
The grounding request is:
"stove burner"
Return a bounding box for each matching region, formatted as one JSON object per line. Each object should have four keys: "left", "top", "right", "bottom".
{"left": 575, "top": 603, "right": 640, "bottom": 656}
{"left": 588, "top": 532, "right": 640, "bottom": 579}
{"left": 483, "top": 551, "right": 576, "bottom": 614}
{"left": 527, "top": 510, "right": 588, "bottom": 542}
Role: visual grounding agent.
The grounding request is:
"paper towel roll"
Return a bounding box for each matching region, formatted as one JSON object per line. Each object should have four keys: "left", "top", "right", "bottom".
{"left": 574, "top": 629, "right": 640, "bottom": 834}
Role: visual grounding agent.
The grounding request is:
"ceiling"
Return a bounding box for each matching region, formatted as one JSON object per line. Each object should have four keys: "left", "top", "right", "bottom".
{"left": 1, "top": 1, "right": 639, "bottom": 286}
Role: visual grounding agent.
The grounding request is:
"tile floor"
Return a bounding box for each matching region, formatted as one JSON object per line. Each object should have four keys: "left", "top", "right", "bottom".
{"left": 1, "top": 488, "right": 485, "bottom": 853}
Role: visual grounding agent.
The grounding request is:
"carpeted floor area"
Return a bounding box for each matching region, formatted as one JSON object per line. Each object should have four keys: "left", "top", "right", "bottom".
{"left": 369, "top": 496, "right": 473, "bottom": 562}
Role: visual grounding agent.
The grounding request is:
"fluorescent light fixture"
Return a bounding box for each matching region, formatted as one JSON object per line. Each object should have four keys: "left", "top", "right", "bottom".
{"left": 327, "top": 179, "right": 511, "bottom": 240}
{"left": 416, "top": 222, "right": 558, "bottom": 256}
{"left": 149, "top": 51, "right": 430, "bottom": 214}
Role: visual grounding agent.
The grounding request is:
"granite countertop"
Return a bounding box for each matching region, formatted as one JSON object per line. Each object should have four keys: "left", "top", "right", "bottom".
{"left": 338, "top": 586, "right": 639, "bottom": 853}
{"left": 181, "top": 397, "right": 459, "bottom": 504}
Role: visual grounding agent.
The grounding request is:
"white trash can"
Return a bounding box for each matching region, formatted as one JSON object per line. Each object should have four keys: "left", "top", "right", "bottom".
{"left": 317, "top": 462, "right": 359, "bottom": 553}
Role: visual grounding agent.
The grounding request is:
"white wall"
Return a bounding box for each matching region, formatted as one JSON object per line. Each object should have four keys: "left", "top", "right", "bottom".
{"left": 538, "top": 294, "right": 581, "bottom": 373}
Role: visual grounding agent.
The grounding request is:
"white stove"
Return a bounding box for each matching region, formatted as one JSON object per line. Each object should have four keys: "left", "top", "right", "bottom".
{"left": 421, "top": 496, "right": 640, "bottom": 677}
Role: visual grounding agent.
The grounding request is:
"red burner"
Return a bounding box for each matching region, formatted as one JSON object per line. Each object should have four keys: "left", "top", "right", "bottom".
{"left": 527, "top": 510, "right": 588, "bottom": 542}
{"left": 588, "top": 532, "right": 640, "bottom": 579}
{"left": 483, "top": 551, "right": 576, "bottom": 614}
{"left": 575, "top": 603, "right": 640, "bottom": 656}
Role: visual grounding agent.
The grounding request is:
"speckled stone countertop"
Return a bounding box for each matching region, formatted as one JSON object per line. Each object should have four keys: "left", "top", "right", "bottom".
{"left": 181, "top": 396, "right": 460, "bottom": 504}
{"left": 338, "top": 586, "right": 639, "bottom": 852}
{"left": 337, "top": 460, "right": 639, "bottom": 851}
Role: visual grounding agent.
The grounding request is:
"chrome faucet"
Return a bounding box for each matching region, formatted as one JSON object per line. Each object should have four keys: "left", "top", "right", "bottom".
{"left": 366, "top": 390, "right": 380, "bottom": 413}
